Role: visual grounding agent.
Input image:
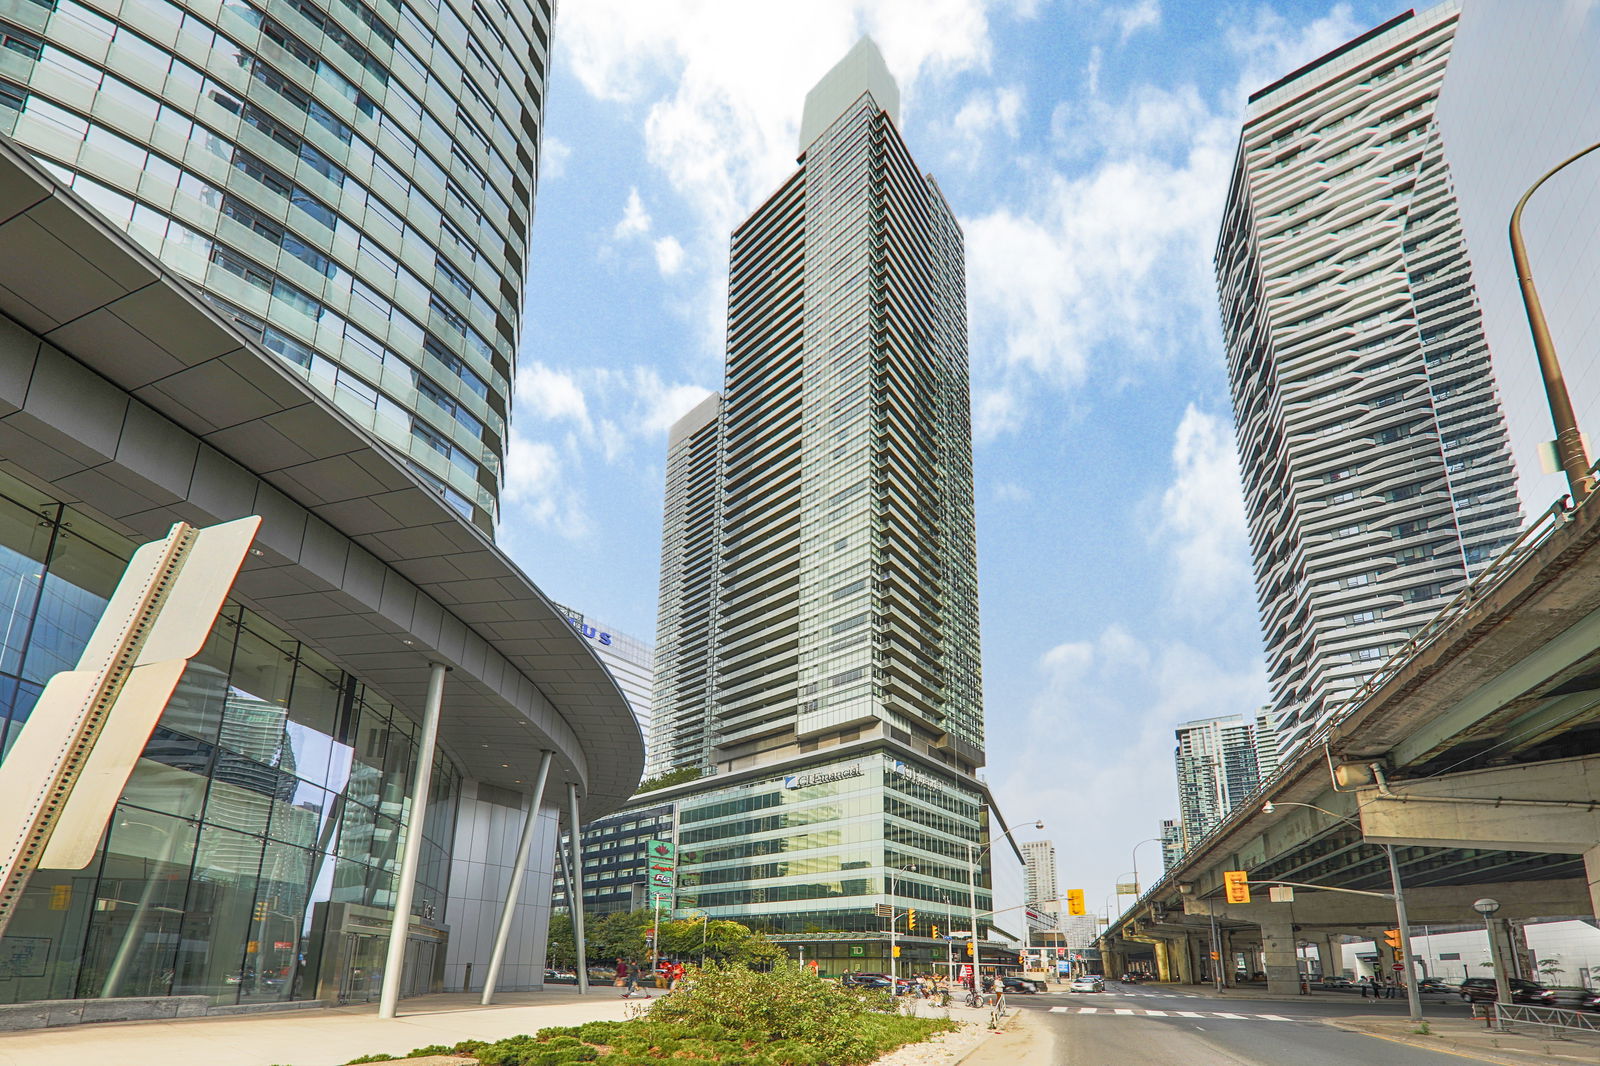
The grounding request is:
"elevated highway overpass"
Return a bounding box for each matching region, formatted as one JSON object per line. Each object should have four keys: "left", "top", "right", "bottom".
{"left": 1102, "top": 490, "right": 1600, "bottom": 992}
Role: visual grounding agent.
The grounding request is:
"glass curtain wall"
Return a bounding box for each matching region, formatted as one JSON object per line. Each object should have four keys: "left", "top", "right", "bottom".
{"left": 0, "top": 472, "right": 458, "bottom": 1005}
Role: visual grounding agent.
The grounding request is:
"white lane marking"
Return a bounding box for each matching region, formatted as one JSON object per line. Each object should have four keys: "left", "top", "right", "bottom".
{"left": 1113, "top": 1008, "right": 1135, "bottom": 1015}
{"left": 1212, "top": 1012, "right": 1247, "bottom": 1019}
{"left": 1077, "top": 1007, "right": 1098, "bottom": 1014}
{"left": 1176, "top": 1011, "right": 1205, "bottom": 1018}
{"left": 1144, "top": 1010, "right": 1168, "bottom": 1017}
{"left": 1255, "top": 1014, "right": 1291, "bottom": 1021}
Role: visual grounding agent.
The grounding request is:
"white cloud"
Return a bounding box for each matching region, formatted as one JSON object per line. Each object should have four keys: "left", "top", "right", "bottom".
{"left": 993, "top": 481, "right": 1033, "bottom": 504}
{"left": 965, "top": 6, "right": 1367, "bottom": 439}
{"left": 515, "top": 363, "right": 591, "bottom": 430}
{"left": 950, "top": 85, "right": 1025, "bottom": 163}
{"left": 502, "top": 433, "right": 590, "bottom": 535}
{"left": 1155, "top": 404, "right": 1253, "bottom": 613}
{"left": 653, "top": 235, "right": 686, "bottom": 276}
{"left": 540, "top": 135, "right": 572, "bottom": 181}
{"left": 1111, "top": 0, "right": 1161, "bottom": 43}
{"left": 613, "top": 187, "right": 653, "bottom": 240}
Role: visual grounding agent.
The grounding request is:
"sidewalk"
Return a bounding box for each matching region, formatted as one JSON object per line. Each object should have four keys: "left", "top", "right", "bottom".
{"left": 1327, "top": 1014, "right": 1600, "bottom": 1065}
{"left": 0, "top": 988, "right": 643, "bottom": 1066}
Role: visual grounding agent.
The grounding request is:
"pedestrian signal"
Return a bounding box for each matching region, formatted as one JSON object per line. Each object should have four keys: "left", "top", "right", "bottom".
{"left": 1383, "top": 928, "right": 1402, "bottom": 951}
{"left": 1066, "top": 889, "right": 1086, "bottom": 916}
{"left": 1223, "top": 870, "right": 1251, "bottom": 904}
{"left": 893, "top": 945, "right": 901, "bottom": 957}
{"left": 966, "top": 941, "right": 975, "bottom": 957}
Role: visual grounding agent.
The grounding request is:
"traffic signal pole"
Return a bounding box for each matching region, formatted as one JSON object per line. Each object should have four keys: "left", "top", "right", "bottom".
{"left": 1386, "top": 845, "right": 1423, "bottom": 1023}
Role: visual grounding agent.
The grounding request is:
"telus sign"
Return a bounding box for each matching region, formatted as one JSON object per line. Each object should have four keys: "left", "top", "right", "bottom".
{"left": 565, "top": 616, "right": 613, "bottom": 646}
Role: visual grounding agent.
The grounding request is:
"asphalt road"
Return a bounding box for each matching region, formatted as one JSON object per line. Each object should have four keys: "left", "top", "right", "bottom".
{"left": 1012, "top": 981, "right": 1482, "bottom": 1066}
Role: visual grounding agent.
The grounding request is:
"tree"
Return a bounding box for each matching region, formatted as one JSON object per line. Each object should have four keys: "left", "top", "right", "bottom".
{"left": 636, "top": 766, "right": 705, "bottom": 794}
{"left": 1538, "top": 957, "right": 1565, "bottom": 981}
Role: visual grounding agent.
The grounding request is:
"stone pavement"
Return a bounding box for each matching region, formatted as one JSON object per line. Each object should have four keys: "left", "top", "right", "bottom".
{"left": 0, "top": 990, "right": 1013, "bottom": 1066}
{"left": 1327, "top": 1013, "right": 1600, "bottom": 1065}
{"left": 0, "top": 988, "right": 642, "bottom": 1066}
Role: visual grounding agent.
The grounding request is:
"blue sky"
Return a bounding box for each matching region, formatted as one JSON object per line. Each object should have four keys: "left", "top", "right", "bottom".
{"left": 496, "top": 0, "right": 1410, "bottom": 921}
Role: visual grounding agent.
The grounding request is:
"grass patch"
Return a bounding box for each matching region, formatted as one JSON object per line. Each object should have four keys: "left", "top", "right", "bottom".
{"left": 351, "top": 962, "right": 956, "bottom": 1066}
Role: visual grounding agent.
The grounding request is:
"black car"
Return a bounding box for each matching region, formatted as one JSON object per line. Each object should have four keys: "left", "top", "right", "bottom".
{"left": 1002, "top": 976, "right": 1045, "bottom": 994}
{"left": 1458, "top": 977, "right": 1556, "bottom": 1005}
{"left": 1416, "top": 977, "right": 1452, "bottom": 994}
{"left": 841, "top": 972, "right": 893, "bottom": 990}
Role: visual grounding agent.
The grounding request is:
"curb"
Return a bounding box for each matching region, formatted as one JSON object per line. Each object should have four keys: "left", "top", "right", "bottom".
{"left": 1321, "top": 1018, "right": 1600, "bottom": 1066}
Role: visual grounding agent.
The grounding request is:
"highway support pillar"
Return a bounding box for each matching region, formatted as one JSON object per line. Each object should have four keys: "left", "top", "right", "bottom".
{"left": 1172, "top": 936, "right": 1195, "bottom": 984}
{"left": 1259, "top": 920, "right": 1300, "bottom": 995}
{"left": 1357, "top": 754, "right": 1600, "bottom": 920}
{"left": 1318, "top": 935, "right": 1341, "bottom": 979}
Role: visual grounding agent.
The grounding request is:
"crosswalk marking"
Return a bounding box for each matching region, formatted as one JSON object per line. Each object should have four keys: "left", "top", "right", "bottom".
{"left": 1047, "top": 1007, "right": 1293, "bottom": 1023}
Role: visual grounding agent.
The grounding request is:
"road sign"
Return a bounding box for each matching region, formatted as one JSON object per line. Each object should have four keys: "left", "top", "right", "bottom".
{"left": 1392, "top": 963, "right": 1404, "bottom": 972}
{"left": 874, "top": 903, "right": 894, "bottom": 918}
{"left": 1268, "top": 886, "right": 1294, "bottom": 903}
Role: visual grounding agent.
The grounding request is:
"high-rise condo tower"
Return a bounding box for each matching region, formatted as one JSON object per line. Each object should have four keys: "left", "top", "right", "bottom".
{"left": 1216, "top": 3, "right": 1522, "bottom": 760}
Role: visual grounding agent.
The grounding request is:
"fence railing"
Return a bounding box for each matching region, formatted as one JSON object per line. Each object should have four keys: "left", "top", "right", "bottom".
{"left": 1491, "top": 1001, "right": 1600, "bottom": 1038}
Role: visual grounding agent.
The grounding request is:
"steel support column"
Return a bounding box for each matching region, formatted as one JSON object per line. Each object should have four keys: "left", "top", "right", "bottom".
{"left": 480, "top": 749, "right": 554, "bottom": 1005}
{"left": 567, "top": 782, "right": 590, "bottom": 995}
{"left": 378, "top": 661, "right": 447, "bottom": 1019}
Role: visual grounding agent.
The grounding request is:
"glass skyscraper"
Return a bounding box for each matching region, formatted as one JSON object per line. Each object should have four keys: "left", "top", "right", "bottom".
{"left": 644, "top": 40, "right": 1017, "bottom": 956}
{"left": 1216, "top": 2, "right": 1523, "bottom": 760}
{"left": 0, "top": 0, "right": 549, "bottom": 531}
{"left": 0, "top": 0, "right": 641, "bottom": 1018}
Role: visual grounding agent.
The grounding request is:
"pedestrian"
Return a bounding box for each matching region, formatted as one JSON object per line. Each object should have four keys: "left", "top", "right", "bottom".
{"left": 1386, "top": 975, "right": 1399, "bottom": 1000}
{"left": 1359, "top": 975, "right": 1369, "bottom": 998}
{"left": 622, "top": 959, "right": 642, "bottom": 998}
{"left": 615, "top": 957, "right": 627, "bottom": 989}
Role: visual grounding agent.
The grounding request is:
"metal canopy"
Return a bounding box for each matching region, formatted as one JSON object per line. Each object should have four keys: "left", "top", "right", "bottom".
{"left": 0, "top": 137, "right": 642, "bottom": 815}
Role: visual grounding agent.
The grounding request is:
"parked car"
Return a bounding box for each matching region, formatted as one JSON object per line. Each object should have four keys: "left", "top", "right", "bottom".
{"left": 1070, "top": 975, "right": 1104, "bottom": 993}
{"left": 1318, "top": 976, "right": 1354, "bottom": 988}
{"left": 1458, "top": 977, "right": 1556, "bottom": 1005}
{"left": 1002, "top": 976, "right": 1046, "bottom": 994}
{"left": 841, "top": 972, "right": 893, "bottom": 990}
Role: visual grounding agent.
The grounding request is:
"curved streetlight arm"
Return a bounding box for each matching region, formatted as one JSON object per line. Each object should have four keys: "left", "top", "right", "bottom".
{"left": 1509, "top": 139, "right": 1600, "bottom": 502}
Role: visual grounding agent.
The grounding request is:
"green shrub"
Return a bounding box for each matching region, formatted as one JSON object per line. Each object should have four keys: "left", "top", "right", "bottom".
{"left": 407, "top": 1046, "right": 454, "bottom": 1058}
{"left": 344, "top": 1056, "right": 395, "bottom": 1065}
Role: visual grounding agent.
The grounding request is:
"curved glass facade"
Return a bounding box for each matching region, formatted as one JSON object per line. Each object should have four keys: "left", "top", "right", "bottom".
{"left": 0, "top": 469, "right": 459, "bottom": 1005}
{"left": 0, "top": 0, "right": 553, "bottom": 530}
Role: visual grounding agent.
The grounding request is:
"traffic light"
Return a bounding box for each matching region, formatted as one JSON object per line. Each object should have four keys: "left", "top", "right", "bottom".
{"left": 892, "top": 945, "right": 901, "bottom": 958}
{"left": 1223, "top": 870, "right": 1251, "bottom": 904}
{"left": 1383, "top": 929, "right": 1403, "bottom": 951}
{"left": 907, "top": 908, "right": 916, "bottom": 932}
{"left": 931, "top": 924, "right": 939, "bottom": 939}
{"left": 253, "top": 900, "right": 268, "bottom": 920}
{"left": 1066, "top": 889, "right": 1086, "bottom": 916}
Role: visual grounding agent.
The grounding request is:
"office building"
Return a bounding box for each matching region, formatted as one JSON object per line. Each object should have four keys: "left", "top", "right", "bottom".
{"left": 557, "top": 604, "right": 655, "bottom": 760}
{"left": 0, "top": 0, "right": 536, "bottom": 533}
{"left": 1022, "top": 839, "right": 1058, "bottom": 904}
{"left": 644, "top": 39, "right": 1016, "bottom": 956}
{"left": 1159, "top": 818, "right": 1184, "bottom": 871}
{"left": 1174, "top": 715, "right": 1261, "bottom": 847}
{"left": 0, "top": 0, "right": 643, "bottom": 1019}
{"left": 1216, "top": 2, "right": 1523, "bottom": 760}
{"left": 550, "top": 800, "right": 674, "bottom": 916}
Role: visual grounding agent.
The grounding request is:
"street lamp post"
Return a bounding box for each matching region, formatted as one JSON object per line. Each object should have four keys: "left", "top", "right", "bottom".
{"left": 1262, "top": 800, "right": 1421, "bottom": 1022}
{"left": 965, "top": 818, "right": 1044, "bottom": 982}
{"left": 1131, "top": 838, "right": 1163, "bottom": 899}
{"left": 889, "top": 863, "right": 916, "bottom": 985}
{"left": 1509, "top": 139, "right": 1600, "bottom": 503}
{"left": 1474, "top": 897, "right": 1512, "bottom": 1028}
